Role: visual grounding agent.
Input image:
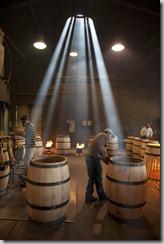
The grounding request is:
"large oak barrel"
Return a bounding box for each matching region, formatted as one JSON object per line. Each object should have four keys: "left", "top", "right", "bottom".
{"left": 26, "top": 155, "right": 70, "bottom": 224}
{"left": 0, "top": 164, "right": 10, "bottom": 196}
{"left": 107, "top": 136, "right": 119, "bottom": 157}
{"left": 105, "top": 156, "right": 147, "bottom": 221}
{"left": 55, "top": 135, "right": 71, "bottom": 155}
{"left": 144, "top": 143, "right": 160, "bottom": 181}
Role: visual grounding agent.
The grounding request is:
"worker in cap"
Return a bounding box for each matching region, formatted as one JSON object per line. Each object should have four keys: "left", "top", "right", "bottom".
{"left": 85, "top": 128, "right": 115, "bottom": 203}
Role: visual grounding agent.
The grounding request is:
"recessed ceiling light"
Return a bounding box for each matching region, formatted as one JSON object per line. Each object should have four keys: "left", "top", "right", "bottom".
{"left": 76, "top": 14, "right": 84, "bottom": 18}
{"left": 111, "top": 43, "right": 125, "bottom": 52}
{"left": 69, "top": 51, "right": 78, "bottom": 57}
{"left": 33, "top": 41, "right": 47, "bottom": 50}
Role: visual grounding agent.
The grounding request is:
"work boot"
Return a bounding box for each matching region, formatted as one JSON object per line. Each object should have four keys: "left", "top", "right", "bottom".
{"left": 85, "top": 196, "right": 98, "bottom": 203}
{"left": 20, "top": 181, "right": 26, "bottom": 188}
{"left": 99, "top": 194, "right": 108, "bottom": 201}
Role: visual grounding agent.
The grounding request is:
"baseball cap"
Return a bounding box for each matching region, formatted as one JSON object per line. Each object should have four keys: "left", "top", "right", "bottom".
{"left": 104, "top": 128, "right": 114, "bottom": 136}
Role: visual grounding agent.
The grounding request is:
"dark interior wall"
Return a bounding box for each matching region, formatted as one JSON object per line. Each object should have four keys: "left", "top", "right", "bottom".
{"left": 11, "top": 73, "right": 160, "bottom": 145}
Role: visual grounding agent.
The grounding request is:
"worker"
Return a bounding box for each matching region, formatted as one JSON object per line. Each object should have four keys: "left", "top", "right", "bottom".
{"left": 85, "top": 128, "right": 115, "bottom": 203}
{"left": 140, "top": 123, "right": 153, "bottom": 139}
{"left": 18, "top": 115, "right": 36, "bottom": 187}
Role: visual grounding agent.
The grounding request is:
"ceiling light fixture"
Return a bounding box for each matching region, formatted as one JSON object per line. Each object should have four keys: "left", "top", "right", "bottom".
{"left": 111, "top": 43, "right": 125, "bottom": 52}
{"left": 69, "top": 51, "right": 78, "bottom": 57}
{"left": 33, "top": 35, "right": 47, "bottom": 50}
{"left": 76, "top": 14, "right": 84, "bottom": 18}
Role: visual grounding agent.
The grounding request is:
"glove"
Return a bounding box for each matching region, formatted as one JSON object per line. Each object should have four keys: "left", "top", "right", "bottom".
{"left": 102, "top": 157, "right": 109, "bottom": 165}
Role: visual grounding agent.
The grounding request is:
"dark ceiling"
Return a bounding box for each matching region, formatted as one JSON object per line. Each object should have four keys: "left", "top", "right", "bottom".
{"left": 0, "top": 0, "right": 160, "bottom": 85}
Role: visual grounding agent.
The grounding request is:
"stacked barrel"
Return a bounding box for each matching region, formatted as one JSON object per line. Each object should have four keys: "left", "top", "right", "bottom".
{"left": 132, "top": 137, "right": 142, "bottom": 158}
{"left": 34, "top": 136, "right": 43, "bottom": 158}
{"left": 13, "top": 135, "right": 25, "bottom": 162}
{"left": 124, "top": 136, "right": 135, "bottom": 156}
{"left": 124, "top": 136, "right": 160, "bottom": 183}
{"left": 144, "top": 143, "right": 160, "bottom": 181}
{"left": 0, "top": 136, "right": 11, "bottom": 195}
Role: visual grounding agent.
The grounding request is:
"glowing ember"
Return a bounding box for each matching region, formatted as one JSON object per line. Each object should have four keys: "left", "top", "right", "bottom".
{"left": 76, "top": 143, "right": 85, "bottom": 149}
{"left": 45, "top": 140, "right": 53, "bottom": 148}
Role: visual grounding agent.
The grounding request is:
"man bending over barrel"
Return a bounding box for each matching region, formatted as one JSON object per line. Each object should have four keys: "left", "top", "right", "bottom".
{"left": 85, "top": 128, "right": 115, "bottom": 203}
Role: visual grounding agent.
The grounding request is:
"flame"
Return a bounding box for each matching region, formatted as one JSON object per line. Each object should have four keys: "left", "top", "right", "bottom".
{"left": 76, "top": 142, "right": 85, "bottom": 149}
{"left": 45, "top": 140, "right": 53, "bottom": 148}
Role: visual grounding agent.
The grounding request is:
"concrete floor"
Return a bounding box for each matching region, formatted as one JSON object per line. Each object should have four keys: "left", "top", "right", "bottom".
{"left": 0, "top": 152, "right": 161, "bottom": 241}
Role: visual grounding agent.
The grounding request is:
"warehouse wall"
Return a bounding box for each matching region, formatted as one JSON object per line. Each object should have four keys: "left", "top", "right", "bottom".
{"left": 10, "top": 72, "right": 160, "bottom": 146}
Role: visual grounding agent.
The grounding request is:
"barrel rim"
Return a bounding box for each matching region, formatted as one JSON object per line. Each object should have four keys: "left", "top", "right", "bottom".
{"left": 127, "top": 136, "right": 137, "bottom": 139}
{"left": 56, "top": 135, "right": 70, "bottom": 138}
{"left": 147, "top": 143, "right": 160, "bottom": 148}
{"left": 31, "top": 155, "right": 67, "bottom": 164}
{"left": 109, "top": 156, "right": 145, "bottom": 166}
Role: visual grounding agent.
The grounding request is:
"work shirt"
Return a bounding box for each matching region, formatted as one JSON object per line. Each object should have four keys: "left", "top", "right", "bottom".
{"left": 87, "top": 133, "right": 109, "bottom": 160}
{"left": 24, "top": 121, "right": 36, "bottom": 148}
{"left": 140, "top": 126, "right": 153, "bottom": 138}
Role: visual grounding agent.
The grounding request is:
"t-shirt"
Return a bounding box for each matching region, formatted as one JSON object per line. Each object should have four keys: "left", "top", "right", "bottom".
{"left": 87, "top": 133, "right": 109, "bottom": 159}
{"left": 140, "top": 126, "right": 153, "bottom": 138}
{"left": 24, "top": 122, "right": 36, "bottom": 148}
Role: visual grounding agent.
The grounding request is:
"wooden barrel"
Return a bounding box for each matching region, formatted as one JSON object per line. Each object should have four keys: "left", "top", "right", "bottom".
{"left": 55, "top": 135, "right": 71, "bottom": 155}
{"left": 105, "top": 156, "right": 147, "bottom": 221}
{"left": 125, "top": 136, "right": 139, "bottom": 156}
{"left": 26, "top": 155, "right": 70, "bottom": 224}
{"left": 0, "top": 164, "right": 10, "bottom": 196}
{"left": 33, "top": 136, "right": 43, "bottom": 158}
{"left": 1, "top": 137, "right": 10, "bottom": 164}
{"left": 88, "top": 135, "right": 95, "bottom": 147}
{"left": 107, "top": 136, "right": 119, "bottom": 156}
{"left": 132, "top": 138, "right": 142, "bottom": 158}
{"left": 144, "top": 143, "right": 160, "bottom": 181}
{"left": 14, "top": 136, "right": 25, "bottom": 160}
{"left": 14, "top": 136, "right": 25, "bottom": 149}
{"left": 6, "top": 136, "right": 15, "bottom": 161}
{"left": 140, "top": 139, "right": 158, "bottom": 159}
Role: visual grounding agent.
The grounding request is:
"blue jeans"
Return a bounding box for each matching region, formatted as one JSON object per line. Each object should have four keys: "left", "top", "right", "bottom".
{"left": 85, "top": 156, "right": 106, "bottom": 200}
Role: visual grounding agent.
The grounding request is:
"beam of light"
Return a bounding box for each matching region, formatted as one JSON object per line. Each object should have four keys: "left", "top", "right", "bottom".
{"left": 43, "top": 17, "right": 75, "bottom": 138}
{"left": 68, "top": 17, "right": 89, "bottom": 141}
{"left": 51, "top": 17, "right": 89, "bottom": 143}
{"left": 31, "top": 17, "right": 72, "bottom": 126}
{"left": 85, "top": 17, "right": 100, "bottom": 133}
{"left": 77, "top": 17, "right": 89, "bottom": 139}
{"left": 88, "top": 18, "right": 124, "bottom": 139}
